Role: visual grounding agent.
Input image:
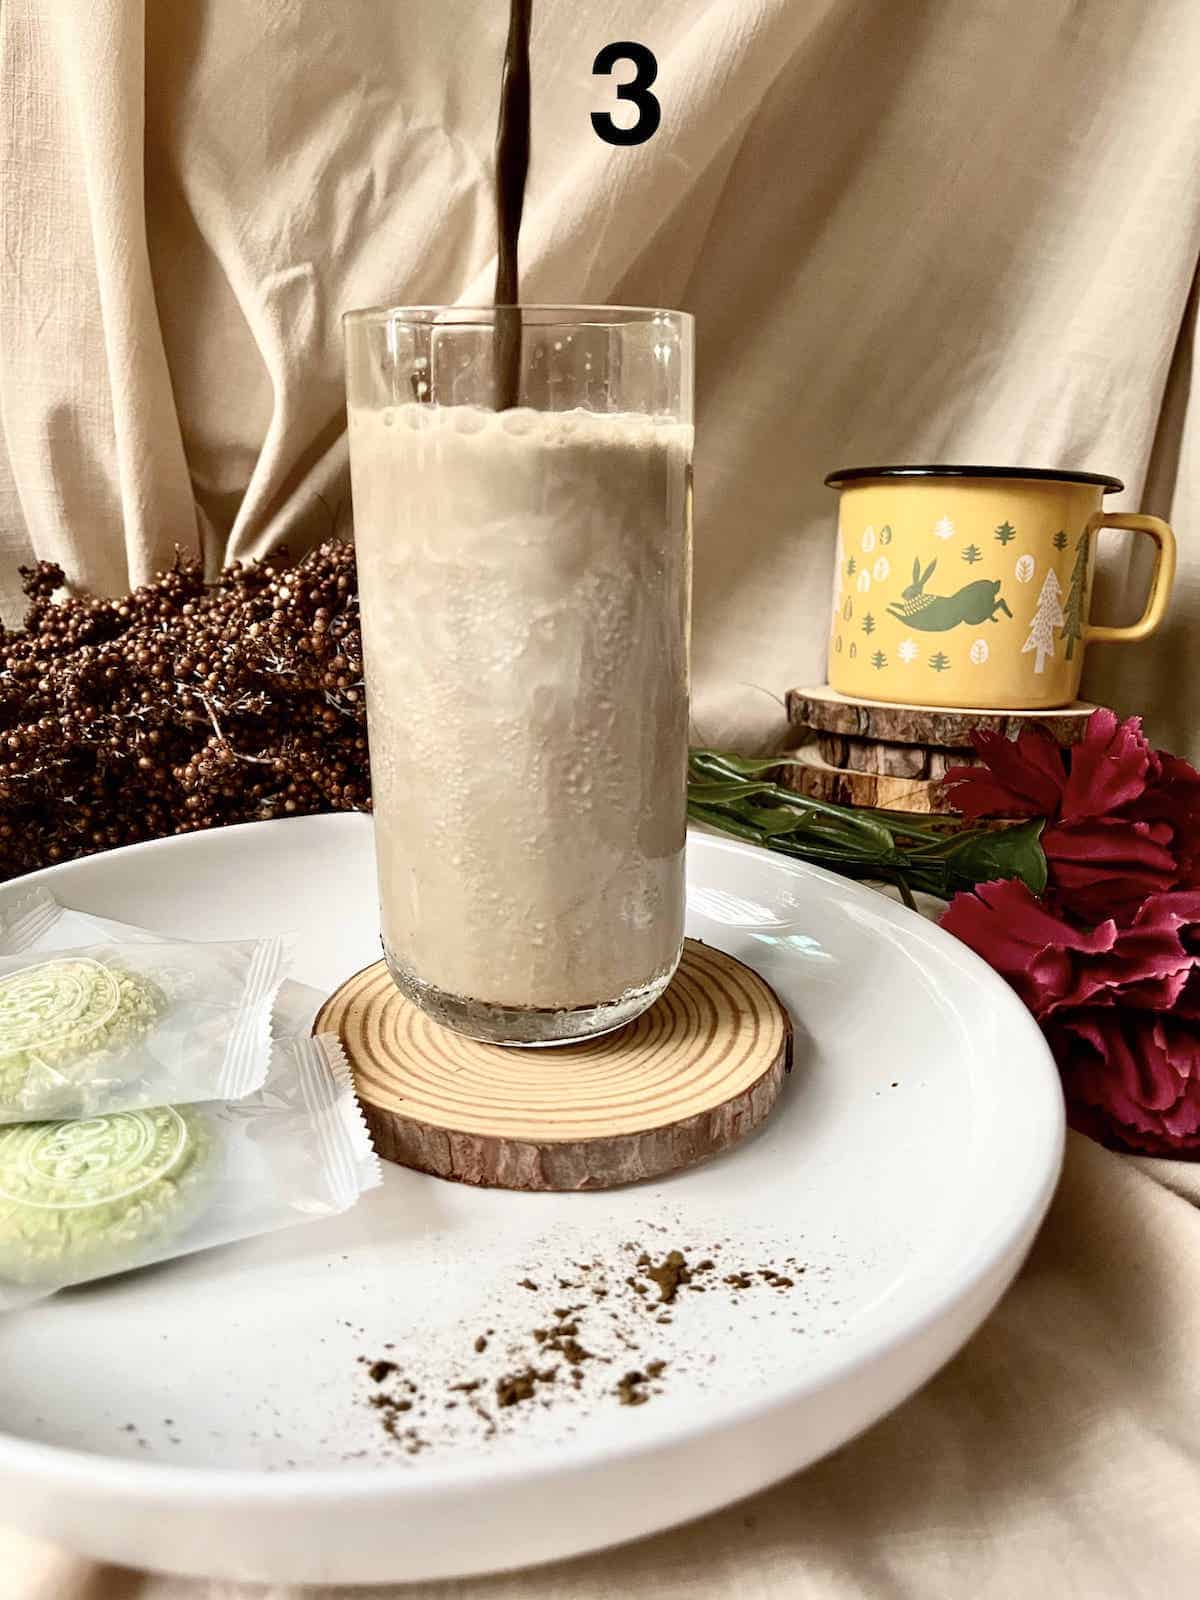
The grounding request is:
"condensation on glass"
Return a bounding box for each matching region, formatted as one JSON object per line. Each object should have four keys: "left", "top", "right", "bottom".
{"left": 344, "top": 307, "right": 694, "bottom": 1045}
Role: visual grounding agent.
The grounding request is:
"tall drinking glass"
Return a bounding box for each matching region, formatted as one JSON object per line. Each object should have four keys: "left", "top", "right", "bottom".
{"left": 343, "top": 306, "right": 694, "bottom": 1046}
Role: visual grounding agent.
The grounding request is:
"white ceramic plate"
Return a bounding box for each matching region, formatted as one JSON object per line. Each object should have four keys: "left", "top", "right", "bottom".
{"left": 0, "top": 815, "right": 1062, "bottom": 1585}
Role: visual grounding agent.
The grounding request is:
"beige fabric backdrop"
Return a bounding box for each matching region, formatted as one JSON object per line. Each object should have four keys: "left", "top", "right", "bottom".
{"left": 4, "top": 0, "right": 1200, "bottom": 753}
{"left": 3, "top": 1, "right": 1200, "bottom": 1596}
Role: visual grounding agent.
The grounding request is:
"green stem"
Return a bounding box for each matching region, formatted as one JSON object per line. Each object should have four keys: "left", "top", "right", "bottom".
{"left": 687, "top": 749, "right": 1047, "bottom": 902}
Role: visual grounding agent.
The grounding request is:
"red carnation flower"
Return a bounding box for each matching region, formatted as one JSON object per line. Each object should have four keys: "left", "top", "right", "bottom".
{"left": 945, "top": 709, "right": 1200, "bottom": 925}
{"left": 1038, "top": 817, "right": 1177, "bottom": 925}
{"left": 938, "top": 878, "right": 1117, "bottom": 1015}
{"left": 1048, "top": 1012, "right": 1200, "bottom": 1155}
{"left": 941, "top": 878, "right": 1200, "bottom": 1156}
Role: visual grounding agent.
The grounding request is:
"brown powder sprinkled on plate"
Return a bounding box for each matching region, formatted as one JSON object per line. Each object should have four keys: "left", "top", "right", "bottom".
{"left": 355, "top": 1239, "right": 804, "bottom": 1453}
{"left": 639, "top": 1250, "right": 692, "bottom": 1304}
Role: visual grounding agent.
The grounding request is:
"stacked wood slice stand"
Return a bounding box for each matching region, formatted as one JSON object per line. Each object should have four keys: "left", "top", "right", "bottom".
{"left": 316, "top": 939, "right": 792, "bottom": 1192}
{"left": 781, "top": 687, "right": 1098, "bottom": 813}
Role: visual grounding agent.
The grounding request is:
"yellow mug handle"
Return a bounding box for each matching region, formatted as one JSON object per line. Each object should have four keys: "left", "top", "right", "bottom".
{"left": 1084, "top": 512, "right": 1177, "bottom": 645}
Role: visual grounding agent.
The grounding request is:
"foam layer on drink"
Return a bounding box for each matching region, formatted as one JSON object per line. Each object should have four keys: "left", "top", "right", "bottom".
{"left": 349, "top": 404, "right": 693, "bottom": 1011}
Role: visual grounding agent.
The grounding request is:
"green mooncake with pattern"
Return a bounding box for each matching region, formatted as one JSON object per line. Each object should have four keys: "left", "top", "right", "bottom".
{"left": 0, "top": 957, "right": 166, "bottom": 1119}
{"left": 0, "top": 1104, "right": 211, "bottom": 1286}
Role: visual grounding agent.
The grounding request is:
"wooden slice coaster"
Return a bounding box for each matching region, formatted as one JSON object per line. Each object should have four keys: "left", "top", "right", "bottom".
{"left": 810, "top": 733, "right": 973, "bottom": 780}
{"left": 785, "top": 685, "right": 1098, "bottom": 748}
{"left": 776, "top": 741, "right": 947, "bottom": 813}
{"left": 314, "top": 940, "right": 792, "bottom": 1192}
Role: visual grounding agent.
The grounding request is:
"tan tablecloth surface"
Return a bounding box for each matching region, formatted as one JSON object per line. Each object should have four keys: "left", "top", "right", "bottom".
{"left": 4, "top": 1136, "right": 1199, "bottom": 1598}
{"left": 3, "top": 1, "right": 1200, "bottom": 1594}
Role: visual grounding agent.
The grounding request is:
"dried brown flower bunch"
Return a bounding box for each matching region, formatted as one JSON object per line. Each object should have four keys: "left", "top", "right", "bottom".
{"left": 0, "top": 542, "right": 370, "bottom": 880}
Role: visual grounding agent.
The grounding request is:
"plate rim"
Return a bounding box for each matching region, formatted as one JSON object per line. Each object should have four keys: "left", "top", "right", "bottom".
{"left": 0, "top": 815, "right": 1065, "bottom": 1504}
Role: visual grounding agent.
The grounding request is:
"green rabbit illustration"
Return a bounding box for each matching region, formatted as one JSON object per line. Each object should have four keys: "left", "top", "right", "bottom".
{"left": 886, "top": 557, "right": 1013, "bottom": 633}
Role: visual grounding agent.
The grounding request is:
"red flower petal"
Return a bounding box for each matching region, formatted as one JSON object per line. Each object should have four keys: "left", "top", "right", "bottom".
{"left": 1059, "top": 709, "right": 1152, "bottom": 823}
{"left": 1126, "top": 750, "right": 1200, "bottom": 890}
{"left": 1051, "top": 890, "right": 1200, "bottom": 1012}
{"left": 940, "top": 878, "right": 1116, "bottom": 1016}
{"left": 1051, "top": 1011, "right": 1200, "bottom": 1155}
{"left": 944, "top": 726, "right": 1066, "bottom": 819}
{"left": 1043, "top": 817, "right": 1179, "bottom": 924}
{"left": 1130, "top": 889, "right": 1200, "bottom": 931}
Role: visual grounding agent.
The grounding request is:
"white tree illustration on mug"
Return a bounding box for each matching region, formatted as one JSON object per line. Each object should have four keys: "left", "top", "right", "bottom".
{"left": 1023, "top": 569, "right": 1065, "bottom": 673}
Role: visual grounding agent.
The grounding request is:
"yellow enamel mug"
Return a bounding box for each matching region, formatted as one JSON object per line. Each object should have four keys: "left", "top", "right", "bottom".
{"left": 824, "top": 465, "right": 1176, "bottom": 710}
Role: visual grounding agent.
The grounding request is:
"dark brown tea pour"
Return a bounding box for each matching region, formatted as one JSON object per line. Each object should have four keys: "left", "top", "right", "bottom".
{"left": 493, "top": 0, "right": 532, "bottom": 410}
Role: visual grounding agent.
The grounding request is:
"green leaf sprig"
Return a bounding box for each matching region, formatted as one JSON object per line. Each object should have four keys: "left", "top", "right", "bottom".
{"left": 687, "top": 749, "right": 1047, "bottom": 908}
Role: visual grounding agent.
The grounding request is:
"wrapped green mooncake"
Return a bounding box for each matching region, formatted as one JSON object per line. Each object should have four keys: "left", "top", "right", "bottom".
{"left": 0, "top": 887, "right": 290, "bottom": 1122}
{"left": 0, "top": 1105, "right": 211, "bottom": 1286}
{"left": 0, "top": 1036, "right": 382, "bottom": 1309}
{"left": 0, "top": 957, "right": 167, "bottom": 1116}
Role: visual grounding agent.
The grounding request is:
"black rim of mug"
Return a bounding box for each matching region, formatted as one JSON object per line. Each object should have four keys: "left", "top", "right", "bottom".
{"left": 824, "top": 465, "right": 1124, "bottom": 493}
